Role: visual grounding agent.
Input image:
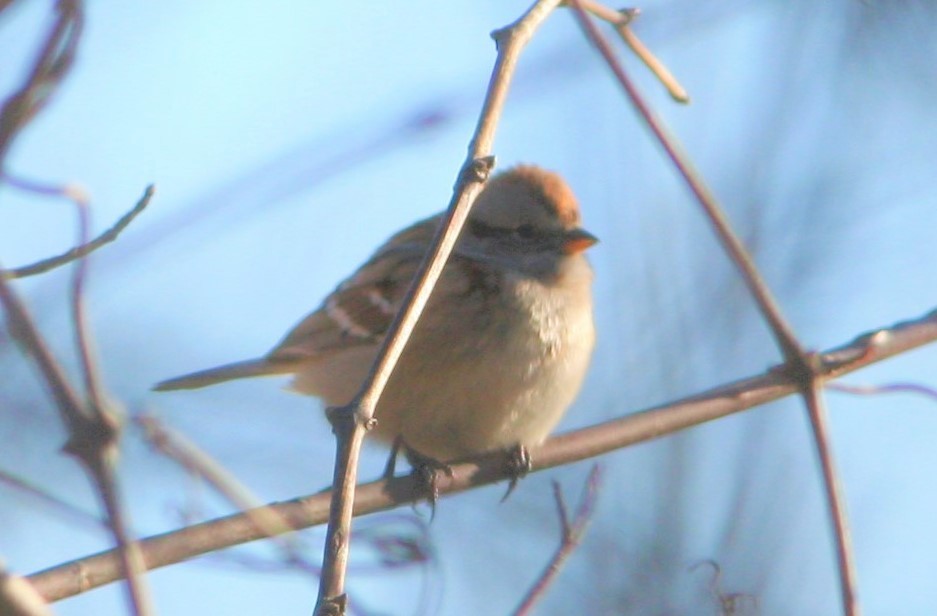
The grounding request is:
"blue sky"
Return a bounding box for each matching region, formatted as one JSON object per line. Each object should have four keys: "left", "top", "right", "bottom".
{"left": 3, "top": 1, "right": 937, "bottom": 614}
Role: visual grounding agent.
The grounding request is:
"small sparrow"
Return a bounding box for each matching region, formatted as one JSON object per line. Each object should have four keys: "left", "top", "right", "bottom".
{"left": 155, "top": 165, "right": 597, "bottom": 463}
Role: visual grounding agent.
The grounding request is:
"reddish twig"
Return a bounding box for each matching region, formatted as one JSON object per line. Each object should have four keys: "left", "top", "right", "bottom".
{"left": 514, "top": 465, "right": 603, "bottom": 616}
{"left": 566, "top": 3, "right": 860, "bottom": 613}
{"left": 828, "top": 381, "right": 937, "bottom": 402}
{"left": 567, "top": 0, "right": 802, "bottom": 364}
{"left": 28, "top": 307, "right": 937, "bottom": 603}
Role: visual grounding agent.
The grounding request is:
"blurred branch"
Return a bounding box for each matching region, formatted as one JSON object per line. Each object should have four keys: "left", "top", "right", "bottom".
{"left": 313, "top": 1, "right": 562, "bottom": 613}
{"left": 1, "top": 182, "right": 155, "bottom": 279}
{"left": 0, "top": 2, "right": 154, "bottom": 614}
{"left": 29, "top": 307, "right": 937, "bottom": 602}
{"left": 514, "top": 465, "right": 602, "bottom": 616}
{"left": 566, "top": 2, "right": 859, "bottom": 613}
{"left": 689, "top": 560, "right": 757, "bottom": 616}
{"left": 0, "top": 468, "right": 104, "bottom": 531}
{"left": 567, "top": 0, "right": 803, "bottom": 364}
{"left": 0, "top": 0, "right": 81, "bottom": 163}
{"left": 137, "top": 414, "right": 321, "bottom": 577}
{"left": 0, "top": 563, "right": 53, "bottom": 616}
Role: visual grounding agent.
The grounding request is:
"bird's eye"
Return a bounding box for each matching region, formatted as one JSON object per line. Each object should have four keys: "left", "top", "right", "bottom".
{"left": 515, "top": 224, "right": 536, "bottom": 239}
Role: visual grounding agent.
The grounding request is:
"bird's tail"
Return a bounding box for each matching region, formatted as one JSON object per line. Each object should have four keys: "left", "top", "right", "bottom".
{"left": 152, "top": 358, "right": 298, "bottom": 392}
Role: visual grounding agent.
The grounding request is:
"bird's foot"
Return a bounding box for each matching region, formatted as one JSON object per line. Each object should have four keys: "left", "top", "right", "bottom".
{"left": 405, "top": 446, "right": 453, "bottom": 518}
{"left": 501, "top": 444, "right": 532, "bottom": 502}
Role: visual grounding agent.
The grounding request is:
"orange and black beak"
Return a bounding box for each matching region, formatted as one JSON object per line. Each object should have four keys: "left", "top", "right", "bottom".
{"left": 561, "top": 228, "right": 599, "bottom": 254}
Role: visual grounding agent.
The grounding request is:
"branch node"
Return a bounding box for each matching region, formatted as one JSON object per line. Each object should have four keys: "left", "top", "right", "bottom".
{"left": 314, "top": 593, "right": 347, "bottom": 616}
{"left": 457, "top": 155, "right": 496, "bottom": 190}
{"left": 617, "top": 7, "right": 640, "bottom": 25}
{"left": 325, "top": 405, "right": 369, "bottom": 437}
{"left": 490, "top": 27, "right": 510, "bottom": 48}
{"left": 62, "top": 414, "right": 119, "bottom": 463}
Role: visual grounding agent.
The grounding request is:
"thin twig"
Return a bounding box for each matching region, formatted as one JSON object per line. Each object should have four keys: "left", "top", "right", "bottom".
{"left": 29, "top": 307, "right": 937, "bottom": 603}
{"left": 313, "top": 2, "right": 563, "bottom": 613}
{"left": 566, "top": 0, "right": 803, "bottom": 365}
{"left": 137, "top": 414, "right": 321, "bottom": 576}
{"left": 577, "top": 1, "right": 690, "bottom": 102}
{"left": 828, "top": 381, "right": 937, "bottom": 402}
{"left": 566, "top": 4, "right": 859, "bottom": 614}
{"left": 0, "top": 0, "right": 81, "bottom": 163}
{"left": 0, "top": 468, "right": 104, "bottom": 531}
{"left": 689, "top": 560, "right": 758, "bottom": 615}
{"left": 513, "top": 465, "right": 603, "bottom": 616}
{"left": 801, "top": 384, "right": 859, "bottom": 613}
{"left": 2, "top": 182, "right": 155, "bottom": 279}
{"left": 0, "top": 2, "right": 154, "bottom": 614}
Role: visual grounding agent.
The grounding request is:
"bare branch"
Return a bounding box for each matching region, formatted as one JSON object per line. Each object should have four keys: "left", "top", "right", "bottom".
{"left": 314, "top": 1, "right": 563, "bottom": 613}
{"left": 801, "top": 384, "right": 859, "bottom": 613}
{"left": 137, "top": 415, "right": 321, "bottom": 577}
{"left": 29, "top": 307, "right": 937, "bottom": 603}
{"left": 0, "top": 0, "right": 82, "bottom": 163}
{"left": 0, "top": 2, "right": 154, "bottom": 613}
{"left": 0, "top": 563, "right": 53, "bottom": 616}
{"left": 513, "top": 465, "right": 603, "bottom": 616}
{"left": 689, "top": 560, "right": 758, "bottom": 615}
{"left": 577, "top": 1, "right": 690, "bottom": 102}
{"left": 828, "top": 381, "right": 937, "bottom": 402}
{"left": 567, "top": 0, "right": 803, "bottom": 364}
{"left": 0, "top": 468, "right": 104, "bottom": 531}
{"left": 566, "top": 4, "right": 861, "bottom": 613}
{"left": 2, "top": 182, "right": 155, "bottom": 279}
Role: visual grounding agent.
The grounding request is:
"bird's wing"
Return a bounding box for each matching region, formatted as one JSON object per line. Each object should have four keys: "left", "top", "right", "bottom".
{"left": 268, "top": 215, "right": 441, "bottom": 361}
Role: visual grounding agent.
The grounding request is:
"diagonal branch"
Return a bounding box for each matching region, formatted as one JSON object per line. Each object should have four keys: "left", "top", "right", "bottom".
{"left": 313, "top": 1, "right": 564, "bottom": 613}
{"left": 2, "top": 182, "right": 155, "bottom": 279}
{"left": 513, "top": 465, "right": 603, "bottom": 615}
{"left": 0, "top": 2, "right": 154, "bottom": 614}
{"left": 566, "top": 3, "right": 860, "bottom": 613}
{"left": 28, "top": 307, "right": 937, "bottom": 603}
{"left": 568, "top": 0, "right": 803, "bottom": 364}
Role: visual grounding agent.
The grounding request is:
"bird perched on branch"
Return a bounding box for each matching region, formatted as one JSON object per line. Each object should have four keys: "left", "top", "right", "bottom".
{"left": 155, "top": 165, "right": 597, "bottom": 469}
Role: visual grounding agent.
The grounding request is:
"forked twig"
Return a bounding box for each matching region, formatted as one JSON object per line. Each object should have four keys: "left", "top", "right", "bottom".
{"left": 565, "top": 2, "right": 859, "bottom": 613}
{"left": 577, "top": 1, "right": 690, "bottom": 102}
{"left": 28, "top": 307, "right": 937, "bottom": 603}
{"left": 0, "top": 2, "right": 153, "bottom": 613}
{"left": 313, "top": 1, "right": 564, "bottom": 613}
{"left": 567, "top": 0, "right": 803, "bottom": 364}
{"left": 514, "top": 465, "right": 603, "bottom": 616}
{"left": 689, "top": 560, "right": 757, "bottom": 615}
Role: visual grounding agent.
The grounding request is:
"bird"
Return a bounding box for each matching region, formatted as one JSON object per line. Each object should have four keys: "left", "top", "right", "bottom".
{"left": 154, "top": 165, "right": 597, "bottom": 465}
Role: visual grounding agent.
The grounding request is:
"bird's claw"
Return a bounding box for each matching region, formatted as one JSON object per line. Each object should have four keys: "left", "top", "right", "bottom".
{"left": 398, "top": 442, "right": 453, "bottom": 520}
{"left": 501, "top": 444, "right": 532, "bottom": 502}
